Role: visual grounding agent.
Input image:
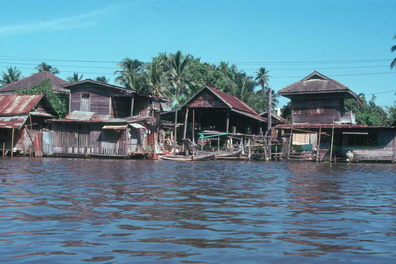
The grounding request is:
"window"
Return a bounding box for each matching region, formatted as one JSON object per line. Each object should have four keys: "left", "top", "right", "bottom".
{"left": 80, "top": 93, "right": 90, "bottom": 111}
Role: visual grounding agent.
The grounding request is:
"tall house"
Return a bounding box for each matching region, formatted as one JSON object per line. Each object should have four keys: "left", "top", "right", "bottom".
{"left": 278, "top": 71, "right": 358, "bottom": 124}
{"left": 46, "top": 80, "right": 164, "bottom": 157}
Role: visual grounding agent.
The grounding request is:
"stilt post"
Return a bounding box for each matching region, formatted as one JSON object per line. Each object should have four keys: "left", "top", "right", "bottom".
{"left": 329, "top": 125, "right": 335, "bottom": 162}
{"left": 11, "top": 128, "right": 14, "bottom": 158}
{"left": 183, "top": 108, "right": 189, "bottom": 139}
{"left": 316, "top": 127, "right": 321, "bottom": 162}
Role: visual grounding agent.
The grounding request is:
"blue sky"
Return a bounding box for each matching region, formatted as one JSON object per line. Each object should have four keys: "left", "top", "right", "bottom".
{"left": 0, "top": 0, "right": 395, "bottom": 107}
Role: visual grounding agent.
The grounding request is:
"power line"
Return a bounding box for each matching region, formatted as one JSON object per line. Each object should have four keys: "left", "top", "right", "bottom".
{"left": 270, "top": 72, "right": 395, "bottom": 78}
{"left": 0, "top": 61, "right": 390, "bottom": 72}
{"left": 0, "top": 55, "right": 390, "bottom": 65}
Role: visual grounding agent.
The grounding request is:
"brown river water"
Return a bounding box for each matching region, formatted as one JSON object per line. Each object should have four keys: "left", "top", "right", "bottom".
{"left": 0, "top": 158, "right": 395, "bottom": 263}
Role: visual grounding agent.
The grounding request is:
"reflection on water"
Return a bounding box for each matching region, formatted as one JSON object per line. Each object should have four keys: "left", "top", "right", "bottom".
{"left": 0, "top": 158, "right": 395, "bottom": 263}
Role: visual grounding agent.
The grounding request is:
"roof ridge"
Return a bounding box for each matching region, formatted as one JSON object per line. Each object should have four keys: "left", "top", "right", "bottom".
{"left": 205, "top": 86, "right": 259, "bottom": 116}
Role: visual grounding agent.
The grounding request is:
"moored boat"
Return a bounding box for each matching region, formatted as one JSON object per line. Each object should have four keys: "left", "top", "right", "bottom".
{"left": 160, "top": 152, "right": 215, "bottom": 161}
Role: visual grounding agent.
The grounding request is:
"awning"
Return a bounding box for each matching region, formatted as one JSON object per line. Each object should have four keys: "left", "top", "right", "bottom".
{"left": 102, "top": 125, "right": 128, "bottom": 130}
{"left": 129, "top": 123, "right": 146, "bottom": 129}
{"left": 0, "top": 116, "right": 28, "bottom": 129}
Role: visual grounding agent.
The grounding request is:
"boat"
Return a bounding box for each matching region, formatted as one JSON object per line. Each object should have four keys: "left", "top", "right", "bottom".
{"left": 214, "top": 149, "right": 243, "bottom": 159}
{"left": 160, "top": 152, "right": 215, "bottom": 161}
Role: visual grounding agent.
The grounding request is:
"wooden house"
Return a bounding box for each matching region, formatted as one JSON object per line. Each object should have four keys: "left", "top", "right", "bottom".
{"left": 0, "top": 94, "right": 56, "bottom": 157}
{"left": 275, "top": 71, "right": 396, "bottom": 162}
{"left": 45, "top": 80, "right": 163, "bottom": 158}
{"left": 161, "top": 86, "right": 267, "bottom": 150}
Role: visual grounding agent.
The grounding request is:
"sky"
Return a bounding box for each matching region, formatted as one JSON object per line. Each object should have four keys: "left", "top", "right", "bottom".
{"left": 0, "top": 0, "right": 395, "bottom": 107}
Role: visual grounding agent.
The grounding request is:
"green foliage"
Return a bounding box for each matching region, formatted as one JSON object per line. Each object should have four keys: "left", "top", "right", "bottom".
{"left": 345, "top": 94, "right": 389, "bottom": 126}
{"left": 67, "top": 72, "right": 83, "bottom": 82}
{"left": 95, "top": 76, "right": 109, "bottom": 83}
{"left": 17, "top": 79, "right": 68, "bottom": 117}
{"left": 112, "top": 51, "right": 280, "bottom": 112}
{"left": 1, "top": 66, "right": 21, "bottom": 85}
{"left": 35, "top": 62, "right": 60, "bottom": 74}
{"left": 391, "top": 35, "right": 396, "bottom": 69}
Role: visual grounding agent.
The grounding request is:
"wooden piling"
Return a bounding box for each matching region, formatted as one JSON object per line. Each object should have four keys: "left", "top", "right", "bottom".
{"left": 287, "top": 129, "right": 293, "bottom": 160}
{"left": 192, "top": 109, "right": 195, "bottom": 143}
{"left": 174, "top": 110, "right": 178, "bottom": 149}
{"left": 316, "top": 127, "right": 321, "bottom": 162}
{"left": 2, "top": 141, "right": 5, "bottom": 159}
{"left": 11, "top": 128, "right": 14, "bottom": 158}
{"left": 329, "top": 125, "right": 335, "bottom": 162}
{"left": 183, "top": 108, "right": 189, "bottom": 139}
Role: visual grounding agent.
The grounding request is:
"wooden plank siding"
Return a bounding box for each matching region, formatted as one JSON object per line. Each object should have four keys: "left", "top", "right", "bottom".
{"left": 186, "top": 90, "right": 228, "bottom": 108}
{"left": 291, "top": 97, "right": 342, "bottom": 124}
{"left": 45, "top": 123, "right": 145, "bottom": 156}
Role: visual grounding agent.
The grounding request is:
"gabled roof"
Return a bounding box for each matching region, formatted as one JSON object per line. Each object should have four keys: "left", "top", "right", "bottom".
{"left": 278, "top": 71, "right": 358, "bottom": 99}
{"left": 0, "top": 71, "right": 68, "bottom": 94}
{"left": 62, "top": 79, "right": 135, "bottom": 94}
{"left": 182, "top": 86, "right": 266, "bottom": 122}
{"left": 0, "top": 94, "right": 46, "bottom": 115}
{"left": 185, "top": 86, "right": 258, "bottom": 114}
{"left": 260, "top": 111, "right": 289, "bottom": 124}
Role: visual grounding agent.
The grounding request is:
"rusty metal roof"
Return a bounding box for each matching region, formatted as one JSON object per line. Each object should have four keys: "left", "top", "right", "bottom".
{"left": 0, "top": 94, "right": 44, "bottom": 115}
{"left": 66, "top": 110, "right": 96, "bottom": 120}
{"left": 0, "top": 116, "right": 28, "bottom": 129}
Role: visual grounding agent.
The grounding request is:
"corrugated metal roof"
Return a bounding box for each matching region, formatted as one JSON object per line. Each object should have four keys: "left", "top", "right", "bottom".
{"left": 102, "top": 125, "right": 128, "bottom": 130}
{"left": 206, "top": 86, "right": 259, "bottom": 115}
{"left": 129, "top": 123, "right": 146, "bottom": 129}
{"left": 0, "top": 116, "right": 28, "bottom": 129}
{"left": 0, "top": 94, "right": 44, "bottom": 115}
{"left": 66, "top": 110, "right": 96, "bottom": 120}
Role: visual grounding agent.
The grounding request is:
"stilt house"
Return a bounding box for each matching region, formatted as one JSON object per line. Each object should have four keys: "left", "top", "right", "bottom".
{"left": 0, "top": 94, "right": 56, "bottom": 156}
{"left": 276, "top": 71, "right": 396, "bottom": 162}
{"left": 46, "top": 80, "right": 163, "bottom": 158}
{"left": 161, "top": 86, "right": 267, "bottom": 150}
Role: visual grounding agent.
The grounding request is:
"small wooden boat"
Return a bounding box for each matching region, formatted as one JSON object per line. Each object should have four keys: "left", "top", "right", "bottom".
{"left": 161, "top": 152, "right": 215, "bottom": 161}
{"left": 214, "top": 149, "right": 243, "bottom": 159}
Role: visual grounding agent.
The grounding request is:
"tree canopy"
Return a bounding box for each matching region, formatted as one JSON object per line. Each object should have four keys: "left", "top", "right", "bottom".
{"left": 0, "top": 66, "right": 21, "bottom": 85}
{"left": 35, "top": 62, "right": 60, "bottom": 74}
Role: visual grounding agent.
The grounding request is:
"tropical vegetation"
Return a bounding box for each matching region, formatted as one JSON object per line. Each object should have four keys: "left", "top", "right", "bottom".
{"left": 35, "top": 62, "right": 60, "bottom": 74}
{"left": 0, "top": 66, "right": 21, "bottom": 85}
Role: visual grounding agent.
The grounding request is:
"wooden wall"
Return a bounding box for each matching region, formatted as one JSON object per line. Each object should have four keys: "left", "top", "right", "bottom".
{"left": 44, "top": 122, "right": 147, "bottom": 156}
{"left": 70, "top": 86, "right": 111, "bottom": 116}
{"left": 187, "top": 90, "right": 227, "bottom": 108}
{"left": 291, "top": 97, "right": 342, "bottom": 124}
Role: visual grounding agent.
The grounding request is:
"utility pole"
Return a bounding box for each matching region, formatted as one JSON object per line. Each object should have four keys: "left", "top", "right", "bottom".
{"left": 267, "top": 88, "right": 272, "bottom": 161}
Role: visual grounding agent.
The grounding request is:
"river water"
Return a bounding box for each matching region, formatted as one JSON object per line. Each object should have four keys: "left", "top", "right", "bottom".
{"left": 0, "top": 158, "right": 395, "bottom": 263}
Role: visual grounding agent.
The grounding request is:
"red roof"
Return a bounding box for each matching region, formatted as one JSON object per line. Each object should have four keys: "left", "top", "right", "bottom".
{"left": 206, "top": 86, "right": 258, "bottom": 115}
{"left": 0, "top": 94, "right": 44, "bottom": 115}
{"left": 0, "top": 71, "right": 68, "bottom": 94}
{"left": 0, "top": 116, "right": 28, "bottom": 129}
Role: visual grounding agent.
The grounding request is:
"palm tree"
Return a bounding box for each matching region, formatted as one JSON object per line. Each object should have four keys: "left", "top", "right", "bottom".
{"left": 255, "top": 67, "right": 272, "bottom": 131}
{"left": 0, "top": 66, "right": 21, "bottom": 85}
{"left": 391, "top": 35, "right": 396, "bottom": 69}
{"left": 95, "top": 76, "right": 109, "bottom": 83}
{"left": 168, "top": 51, "right": 190, "bottom": 105}
{"left": 35, "top": 62, "right": 60, "bottom": 74}
{"left": 115, "top": 58, "right": 144, "bottom": 90}
{"left": 67, "top": 72, "right": 83, "bottom": 82}
{"left": 146, "top": 61, "right": 170, "bottom": 97}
